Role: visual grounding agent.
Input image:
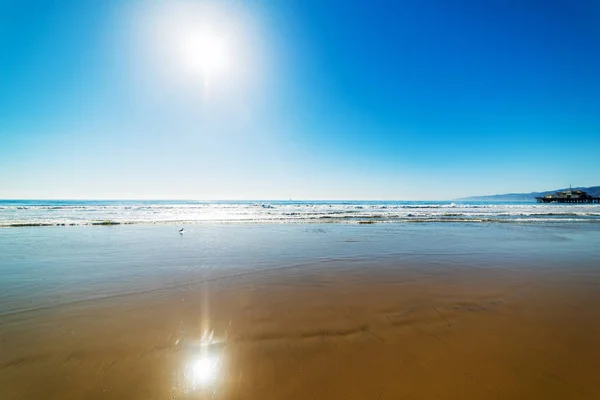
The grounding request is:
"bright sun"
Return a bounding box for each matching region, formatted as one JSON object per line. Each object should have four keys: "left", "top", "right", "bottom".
{"left": 178, "top": 30, "right": 230, "bottom": 79}
{"left": 146, "top": 2, "right": 236, "bottom": 87}
{"left": 142, "top": 1, "right": 256, "bottom": 93}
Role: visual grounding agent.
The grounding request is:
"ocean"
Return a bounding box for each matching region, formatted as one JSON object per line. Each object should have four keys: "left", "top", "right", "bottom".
{"left": 1, "top": 199, "right": 600, "bottom": 226}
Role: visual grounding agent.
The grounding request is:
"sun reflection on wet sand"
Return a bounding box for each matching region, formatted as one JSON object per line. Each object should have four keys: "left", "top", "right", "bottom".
{"left": 174, "top": 280, "right": 229, "bottom": 399}
{"left": 174, "top": 329, "right": 227, "bottom": 398}
{"left": 186, "top": 353, "right": 220, "bottom": 388}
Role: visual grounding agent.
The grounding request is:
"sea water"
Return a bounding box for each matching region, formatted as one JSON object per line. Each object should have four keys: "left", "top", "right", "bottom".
{"left": 1, "top": 199, "right": 600, "bottom": 226}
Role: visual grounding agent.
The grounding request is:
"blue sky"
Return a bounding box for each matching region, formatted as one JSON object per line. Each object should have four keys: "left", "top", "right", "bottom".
{"left": 1, "top": 0, "right": 599, "bottom": 200}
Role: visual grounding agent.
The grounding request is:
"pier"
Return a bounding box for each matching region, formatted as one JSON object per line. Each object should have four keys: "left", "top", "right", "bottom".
{"left": 536, "top": 197, "right": 600, "bottom": 203}
{"left": 536, "top": 188, "right": 600, "bottom": 203}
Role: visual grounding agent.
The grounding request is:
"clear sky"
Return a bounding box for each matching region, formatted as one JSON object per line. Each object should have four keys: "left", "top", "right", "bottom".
{"left": 1, "top": 0, "right": 599, "bottom": 200}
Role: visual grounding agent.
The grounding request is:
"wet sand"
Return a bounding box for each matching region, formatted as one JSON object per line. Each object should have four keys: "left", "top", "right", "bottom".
{"left": 2, "top": 259, "right": 600, "bottom": 399}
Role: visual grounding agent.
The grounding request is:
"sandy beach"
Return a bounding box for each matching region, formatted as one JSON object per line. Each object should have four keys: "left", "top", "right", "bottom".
{"left": 2, "top": 223, "right": 600, "bottom": 399}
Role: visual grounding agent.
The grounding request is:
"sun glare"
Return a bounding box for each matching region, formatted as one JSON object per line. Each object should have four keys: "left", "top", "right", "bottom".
{"left": 186, "top": 354, "right": 220, "bottom": 387}
{"left": 138, "top": 0, "right": 264, "bottom": 99}
{"left": 179, "top": 30, "right": 230, "bottom": 79}
{"left": 144, "top": 2, "right": 242, "bottom": 89}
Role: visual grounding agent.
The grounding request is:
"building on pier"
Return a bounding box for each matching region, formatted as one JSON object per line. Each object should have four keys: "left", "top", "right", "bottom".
{"left": 536, "top": 187, "right": 600, "bottom": 203}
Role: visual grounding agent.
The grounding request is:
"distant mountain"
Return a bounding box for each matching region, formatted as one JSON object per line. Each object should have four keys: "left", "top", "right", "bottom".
{"left": 458, "top": 186, "right": 600, "bottom": 202}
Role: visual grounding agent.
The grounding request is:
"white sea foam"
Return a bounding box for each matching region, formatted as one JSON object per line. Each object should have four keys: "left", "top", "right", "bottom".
{"left": 1, "top": 201, "right": 599, "bottom": 227}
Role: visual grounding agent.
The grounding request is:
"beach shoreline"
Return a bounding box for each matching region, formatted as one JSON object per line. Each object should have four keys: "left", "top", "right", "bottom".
{"left": 1, "top": 223, "right": 600, "bottom": 399}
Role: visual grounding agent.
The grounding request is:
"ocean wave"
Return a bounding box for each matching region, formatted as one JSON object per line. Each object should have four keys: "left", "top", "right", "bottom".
{"left": 1, "top": 216, "right": 599, "bottom": 227}
{"left": 1, "top": 201, "right": 599, "bottom": 227}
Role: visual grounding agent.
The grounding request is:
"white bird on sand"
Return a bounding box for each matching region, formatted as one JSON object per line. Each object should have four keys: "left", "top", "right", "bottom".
{"left": 179, "top": 228, "right": 184, "bottom": 234}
